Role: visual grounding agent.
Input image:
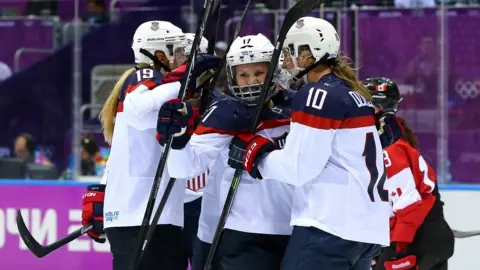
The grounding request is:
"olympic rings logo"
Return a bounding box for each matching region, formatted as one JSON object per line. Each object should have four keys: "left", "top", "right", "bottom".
{"left": 455, "top": 80, "right": 480, "bottom": 100}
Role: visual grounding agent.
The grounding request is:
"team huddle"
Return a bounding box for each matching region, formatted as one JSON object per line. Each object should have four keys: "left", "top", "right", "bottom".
{"left": 80, "top": 15, "right": 455, "bottom": 270}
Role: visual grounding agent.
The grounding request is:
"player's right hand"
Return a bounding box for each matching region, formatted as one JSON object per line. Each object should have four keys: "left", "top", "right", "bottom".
{"left": 156, "top": 98, "right": 200, "bottom": 150}
{"left": 81, "top": 184, "right": 106, "bottom": 243}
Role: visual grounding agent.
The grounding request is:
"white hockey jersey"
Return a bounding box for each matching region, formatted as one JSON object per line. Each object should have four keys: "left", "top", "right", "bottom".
{"left": 259, "top": 74, "right": 390, "bottom": 246}
{"left": 103, "top": 68, "right": 186, "bottom": 229}
{"left": 168, "top": 98, "right": 294, "bottom": 241}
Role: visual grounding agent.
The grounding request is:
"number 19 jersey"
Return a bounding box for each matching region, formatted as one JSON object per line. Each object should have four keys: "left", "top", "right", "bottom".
{"left": 259, "top": 73, "right": 390, "bottom": 246}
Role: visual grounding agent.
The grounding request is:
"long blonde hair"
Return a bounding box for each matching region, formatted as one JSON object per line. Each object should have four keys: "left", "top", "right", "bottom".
{"left": 330, "top": 57, "right": 372, "bottom": 100}
{"left": 99, "top": 68, "right": 136, "bottom": 145}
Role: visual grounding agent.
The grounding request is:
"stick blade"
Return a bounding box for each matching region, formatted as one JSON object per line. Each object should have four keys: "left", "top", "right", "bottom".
{"left": 16, "top": 209, "right": 48, "bottom": 258}
{"left": 452, "top": 229, "right": 480, "bottom": 238}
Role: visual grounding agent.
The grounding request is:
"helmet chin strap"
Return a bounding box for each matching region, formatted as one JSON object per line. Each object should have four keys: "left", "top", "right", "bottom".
{"left": 138, "top": 48, "right": 172, "bottom": 72}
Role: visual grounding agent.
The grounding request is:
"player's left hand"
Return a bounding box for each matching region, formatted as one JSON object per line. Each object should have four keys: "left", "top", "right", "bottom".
{"left": 376, "top": 109, "right": 404, "bottom": 149}
{"left": 383, "top": 242, "right": 418, "bottom": 270}
{"left": 228, "top": 134, "right": 277, "bottom": 179}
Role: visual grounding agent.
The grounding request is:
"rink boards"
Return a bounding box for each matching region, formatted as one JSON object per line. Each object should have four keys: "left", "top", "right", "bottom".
{"left": 0, "top": 180, "right": 477, "bottom": 269}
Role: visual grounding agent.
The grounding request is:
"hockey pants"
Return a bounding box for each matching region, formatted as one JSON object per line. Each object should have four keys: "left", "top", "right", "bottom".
{"left": 106, "top": 225, "right": 185, "bottom": 270}
{"left": 281, "top": 226, "right": 381, "bottom": 270}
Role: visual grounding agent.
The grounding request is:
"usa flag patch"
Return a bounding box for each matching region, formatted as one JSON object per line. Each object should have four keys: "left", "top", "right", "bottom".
{"left": 186, "top": 169, "right": 209, "bottom": 192}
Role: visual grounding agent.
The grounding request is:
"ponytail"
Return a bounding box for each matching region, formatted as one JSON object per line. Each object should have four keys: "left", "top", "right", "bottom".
{"left": 396, "top": 116, "right": 418, "bottom": 148}
{"left": 99, "top": 68, "right": 136, "bottom": 145}
{"left": 330, "top": 57, "right": 372, "bottom": 101}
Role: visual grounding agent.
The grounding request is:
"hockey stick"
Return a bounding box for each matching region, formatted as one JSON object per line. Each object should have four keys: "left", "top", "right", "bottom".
{"left": 128, "top": 1, "right": 217, "bottom": 269}
{"left": 16, "top": 209, "right": 93, "bottom": 258}
{"left": 207, "top": 0, "right": 222, "bottom": 55}
{"left": 452, "top": 229, "right": 480, "bottom": 238}
{"left": 199, "top": 0, "right": 252, "bottom": 115}
{"left": 135, "top": 2, "right": 252, "bottom": 266}
{"left": 203, "top": 1, "right": 322, "bottom": 269}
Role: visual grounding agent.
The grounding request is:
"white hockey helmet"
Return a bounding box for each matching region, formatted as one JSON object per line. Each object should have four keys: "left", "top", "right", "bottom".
{"left": 131, "top": 21, "right": 185, "bottom": 68}
{"left": 183, "top": 33, "right": 209, "bottom": 56}
{"left": 226, "top": 33, "right": 276, "bottom": 105}
{"left": 283, "top": 17, "right": 340, "bottom": 74}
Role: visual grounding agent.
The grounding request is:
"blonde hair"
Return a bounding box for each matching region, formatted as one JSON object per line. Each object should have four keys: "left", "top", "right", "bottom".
{"left": 99, "top": 68, "right": 136, "bottom": 145}
{"left": 330, "top": 57, "right": 372, "bottom": 100}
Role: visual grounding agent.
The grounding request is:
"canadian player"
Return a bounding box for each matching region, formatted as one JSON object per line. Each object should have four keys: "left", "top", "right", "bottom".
{"left": 79, "top": 21, "right": 220, "bottom": 270}
{"left": 365, "top": 77, "right": 454, "bottom": 270}
{"left": 156, "top": 33, "right": 294, "bottom": 270}
{"left": 226, "top": 17, "right": 390, "bottom": 269}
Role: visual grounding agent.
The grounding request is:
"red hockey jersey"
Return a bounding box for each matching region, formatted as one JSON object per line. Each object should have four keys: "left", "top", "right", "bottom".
{"left": 383, "top": 139, "right": 437, "bottom": 244}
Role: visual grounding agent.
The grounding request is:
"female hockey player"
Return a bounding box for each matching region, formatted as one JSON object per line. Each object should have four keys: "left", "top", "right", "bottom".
{"left": 156, "top": 33, "right": 294, "bottom": 270}
{"left": 364, "top": 77, "right": 455, "bottom": 270}
{"left": 80, "top": 21, "right": 220, "bottom": 270}
{"left": 178, "top": 33, "right": 210, "bottom": 267}
{"left": 226, "top": 17, "right": 390, "bottom": 270}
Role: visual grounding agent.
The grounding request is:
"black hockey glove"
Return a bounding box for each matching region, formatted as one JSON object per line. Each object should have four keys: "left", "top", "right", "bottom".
{"left": 228, "top": 133, "right": 277, "bottom": 179}
{"left": 156, "top": 99, "right": 200, "bottom": 150}
{"left": 376, "top": 109, "right": 404, "bottom": 149}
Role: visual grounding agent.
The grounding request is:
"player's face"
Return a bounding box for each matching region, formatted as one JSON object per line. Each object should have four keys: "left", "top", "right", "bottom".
{"left": 297, "top": 47, "right": 314, "bottom": 69}
{"left": 234, "top": 62, "right": 268, "bottom": 86}
{"left": 155, "top": 50, "right": 171, "bottom": 69}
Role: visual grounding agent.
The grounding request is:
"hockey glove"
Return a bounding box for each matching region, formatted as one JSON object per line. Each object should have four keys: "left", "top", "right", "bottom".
{"left": 160, "top": 54, "right": 221, "bottom": 99}
{"left": 383, "top": 242, "right": 418, "bottom": 270}
{"left": 376, "top": 109, "right": 404, "bottom": 149}
{"left": 156, "top": 98, "right": 200, "bottom": 150}
{"left": 228, "top": 134, "right": 277, "bottom": 179}
{"left": 81, "top": 184, "right": 106, "bottom": 243}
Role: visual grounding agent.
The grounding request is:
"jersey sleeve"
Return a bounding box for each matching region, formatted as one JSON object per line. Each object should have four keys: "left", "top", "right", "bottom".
{"left": 386, "top": 143, "right": 437, "bottom": 244}
{"left": 100, "top": 164, "right": 109, "bottom": 185}
{"left": 167, "top": 100, "right": 250, "bottom": 179}
{"left": 259, "top": 85, "right": 352, "bottom": 186}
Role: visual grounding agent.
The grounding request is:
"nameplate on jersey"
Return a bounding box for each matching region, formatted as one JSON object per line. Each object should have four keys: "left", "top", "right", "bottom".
{"left": 186, "top": 171, "right": 207, "bottom": 192}
{"left": 349, "top": 91, "right": 374, "bottom": 108}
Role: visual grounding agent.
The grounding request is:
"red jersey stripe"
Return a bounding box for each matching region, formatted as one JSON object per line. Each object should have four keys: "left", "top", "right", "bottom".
{"left": 292, "top": 111, "right": 342, "bottom": 130}
{"left": 194, "top": 125, "right": 248, "bottom": 136}
{"left": 293, "top": 111, "right": 375, "bottom": 130}
{"left": 339, "top": 115, "right": 375, "bottom": 129}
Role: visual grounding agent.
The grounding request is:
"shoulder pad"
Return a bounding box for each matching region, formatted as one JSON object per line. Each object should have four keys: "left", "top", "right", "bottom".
{"left": 196, "top": 98, "right": 252, "bottom": 135}
{"left": 293, "top": 78, "right": 374, "bottom": 120}
{"left": 130, "top": 68, "right": 164, "bottom": 86}
{"left": 271, "top": 89, "right": 296, "bottom": 109}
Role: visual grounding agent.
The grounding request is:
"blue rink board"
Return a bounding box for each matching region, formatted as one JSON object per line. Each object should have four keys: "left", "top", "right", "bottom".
{"left": 0, "top": 179, "right": 479, "bottom": 190}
